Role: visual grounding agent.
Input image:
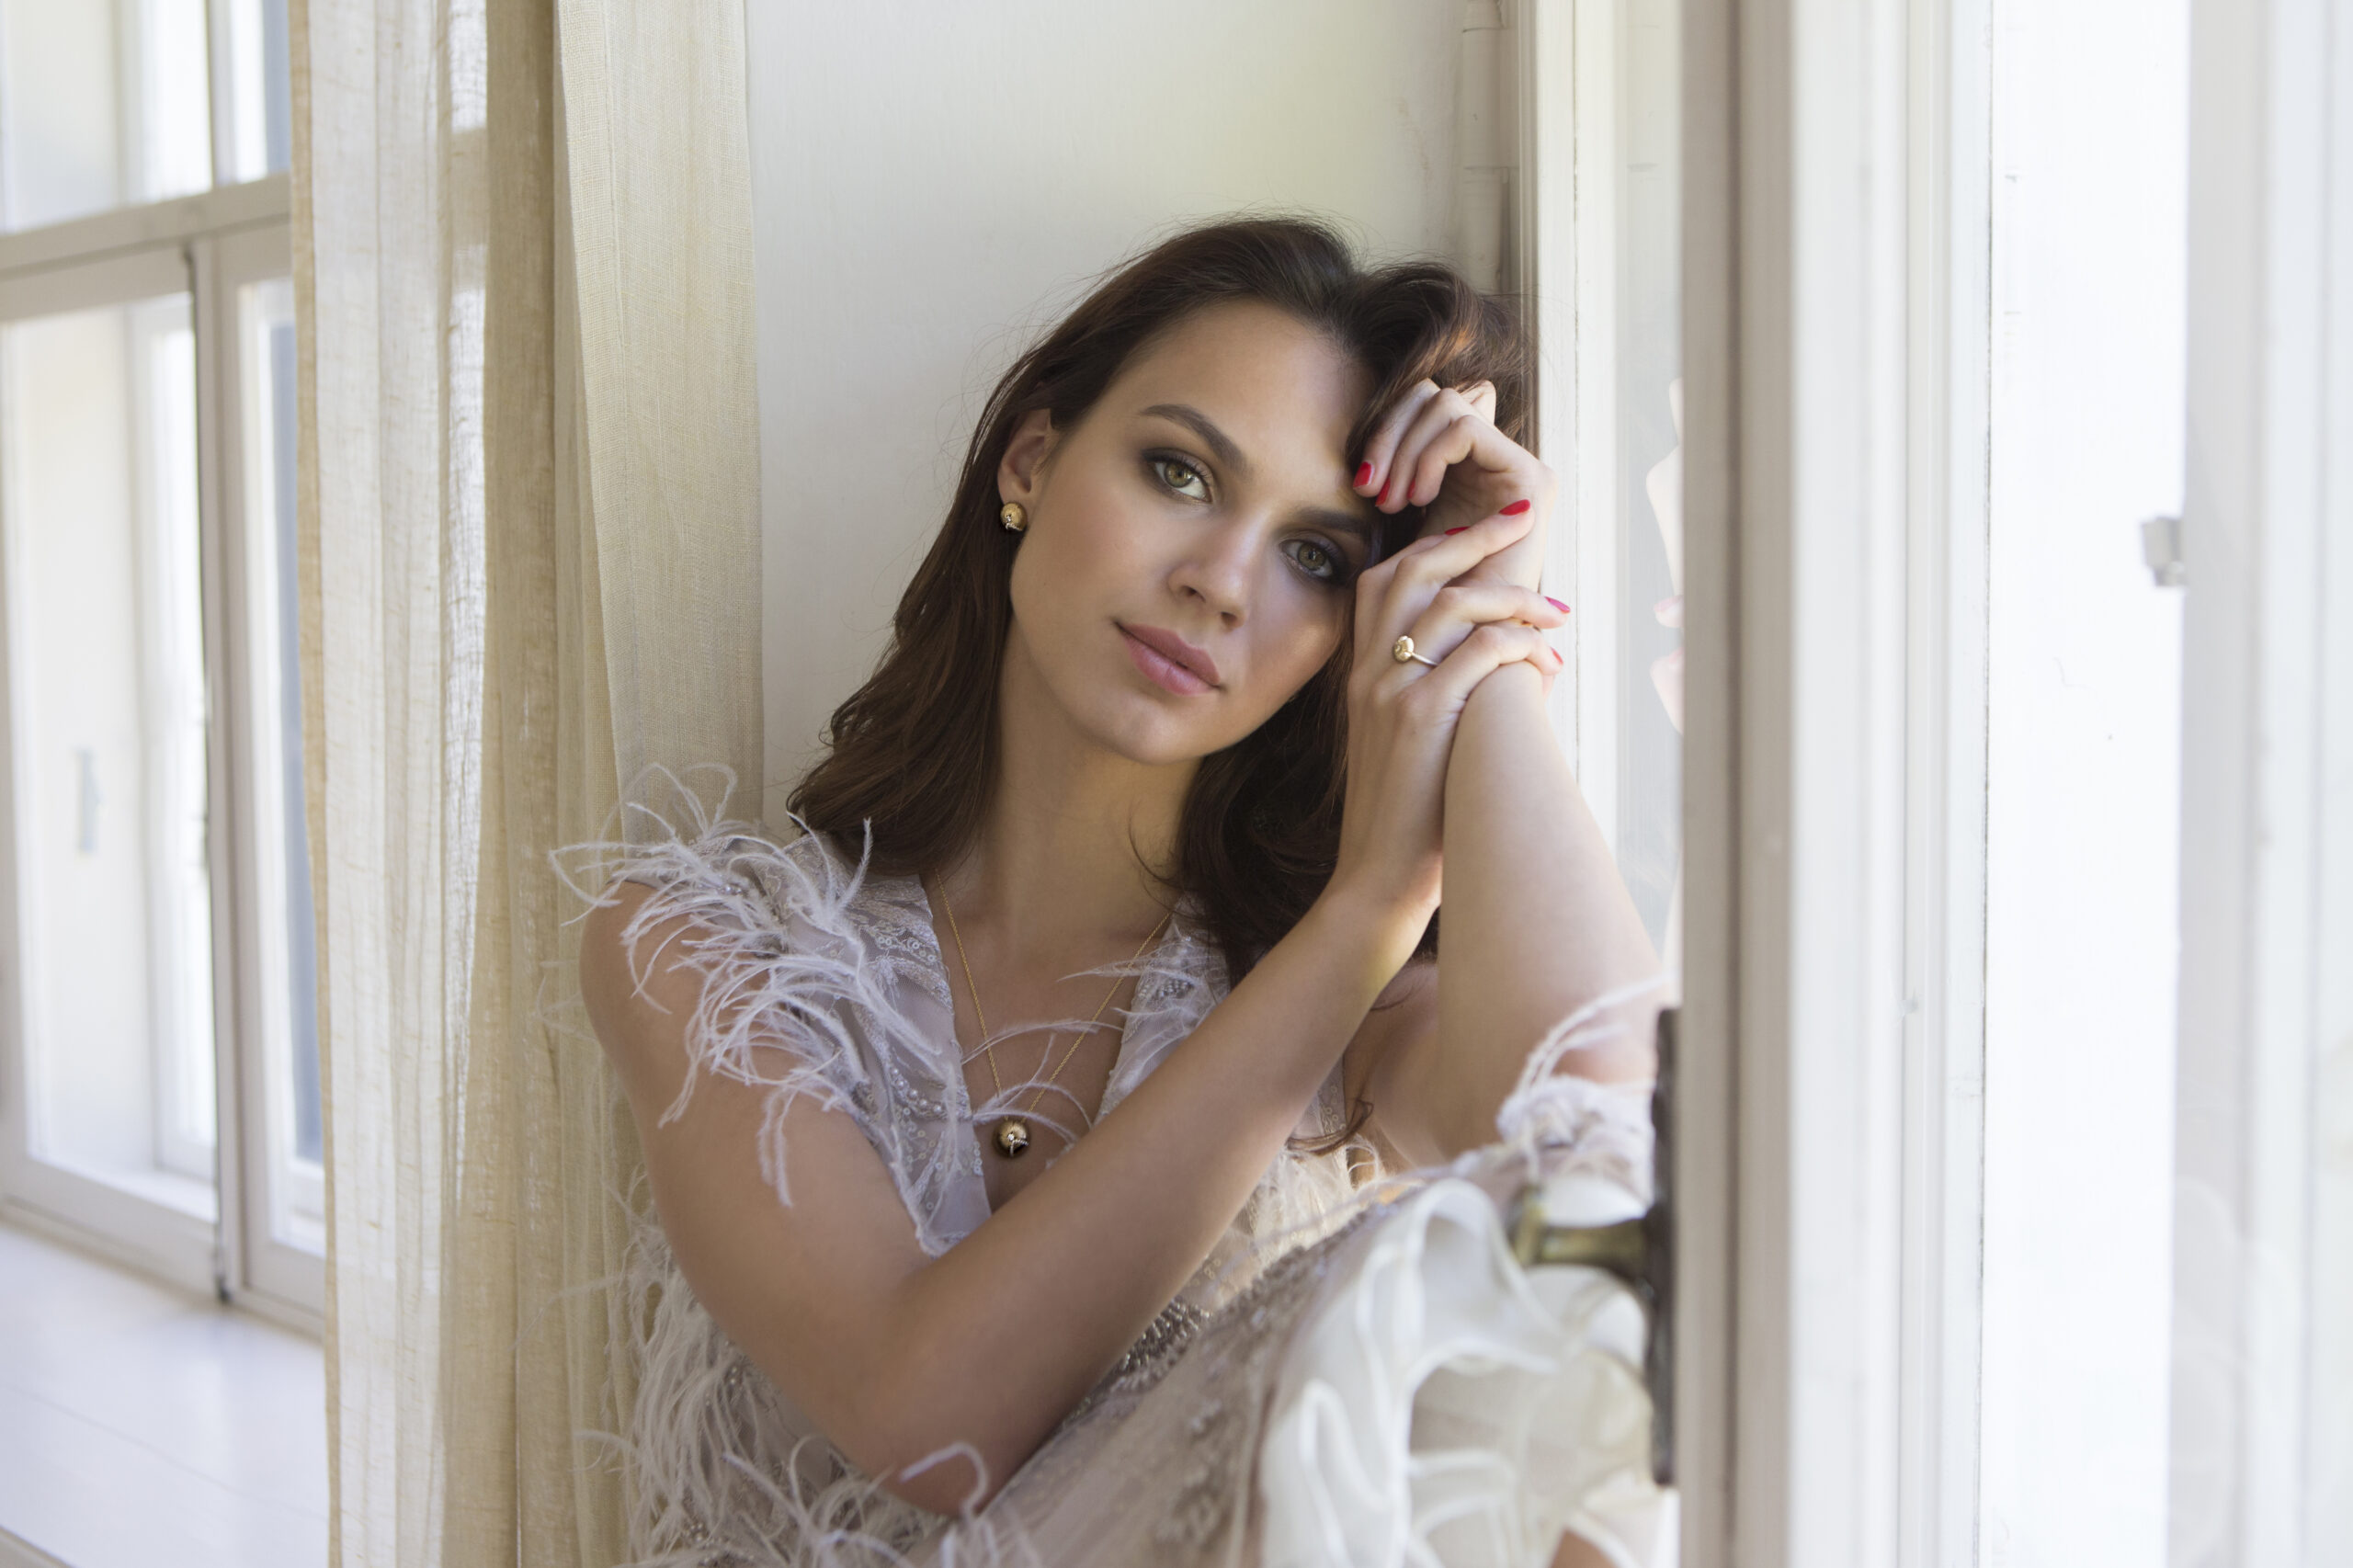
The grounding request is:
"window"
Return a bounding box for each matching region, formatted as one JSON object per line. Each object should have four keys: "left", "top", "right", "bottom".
{"left": 1536, "top": 0, "right": 2350, "bottom": 1562}
{"left": 1518, "top": 0, "right": 1684, "bottom": 969}
{"left": 0, "top": 0, "right": 313, "bottom": 1324}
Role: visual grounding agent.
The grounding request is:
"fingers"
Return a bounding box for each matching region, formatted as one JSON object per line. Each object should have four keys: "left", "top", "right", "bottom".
{"left": 1395, "top": 408, "right": 1486, "bottom": 510}
{"left": 1355, "top": 379, "right": 1442, "bottom": 502}
{"left": 1355, "top": 379, "right": 1505, "bottom": 509}
{"left": 1381, "top": 620, "right": 1563, "bottom": 711}
{"left": 1350, "top": 503, "right": 1541, "bottom": 662}
{"left": 1379, "top": 387, "right": 1479, "bottom": 510}
{"left": 1394, "top": 581, "right": 1568, "bottom": 668}
{"left": 1356, "top": 502, "right": 1539, "bottom": 619}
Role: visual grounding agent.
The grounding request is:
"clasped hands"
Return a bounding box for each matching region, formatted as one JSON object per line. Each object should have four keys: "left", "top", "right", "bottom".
{"left": 1327, "top": 378, "right": 1566, "bottom": 925}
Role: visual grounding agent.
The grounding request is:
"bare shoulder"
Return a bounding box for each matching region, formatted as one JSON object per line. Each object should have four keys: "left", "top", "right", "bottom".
{"left": 576, "top": 874, "right": 941, "bottom": 1496}
{"left": 579, "top": 879, "right": 710, "bottom": 1109}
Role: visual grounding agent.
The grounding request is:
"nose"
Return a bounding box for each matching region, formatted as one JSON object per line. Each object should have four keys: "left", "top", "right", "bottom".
{"left": 1166, "top": 515, "right": 1259, "bottom": 626}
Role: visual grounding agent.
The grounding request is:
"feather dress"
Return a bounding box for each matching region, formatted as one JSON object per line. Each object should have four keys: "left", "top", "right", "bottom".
{"left": 579, "top": 813, "right": 1669, "bottom": 1568}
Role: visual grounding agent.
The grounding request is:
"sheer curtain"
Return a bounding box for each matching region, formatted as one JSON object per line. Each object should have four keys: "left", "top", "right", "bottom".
{"left": 289, "top": 0, "right": 762, "bottom": 1561}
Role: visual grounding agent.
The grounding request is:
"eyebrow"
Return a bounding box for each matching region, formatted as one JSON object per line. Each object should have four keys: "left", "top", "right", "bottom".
{"left": 1139, "top": 403, "right": 1251, "bottom": 477}
{"left": 1299, "top": 506, "right": 1376, "bottom": 552}
{"left": 1137, "top": 403, "right": 1378, "bottom": 554}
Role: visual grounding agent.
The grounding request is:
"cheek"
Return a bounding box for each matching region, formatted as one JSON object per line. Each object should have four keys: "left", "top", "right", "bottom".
{"left": 1249, "top": 583, "right": 1349, "bottom": 702}
{"left": 1011, "top": 475, "right": 1145, "bottom": 607}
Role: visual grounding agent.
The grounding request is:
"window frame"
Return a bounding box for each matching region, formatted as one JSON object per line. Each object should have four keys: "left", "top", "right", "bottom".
{"left": 204, "top": 211, "right": 322, "bottom": 1319}
{"left": 0, "top": 235, "right": 221, "bottom": 1293}
{"left": 2172, "top": 0, "right": 2353, "bottom": 1553}
{"left": 0, "top": 172, "right": 313, "bottom": 1331}
{"left": 1512, "top": 0, "right": 1997, "bottom": 1562}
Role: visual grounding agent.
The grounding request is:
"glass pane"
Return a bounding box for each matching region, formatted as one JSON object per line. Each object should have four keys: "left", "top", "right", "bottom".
{"left": 2, "top": 290, "right": 217, "bottom": 1216}
{"left": 220, "top": 0, "right": 292, "bottom": 184}
{"left": 1980, "top": 5, "right": 2188, "bottom": 1554}
{"left": 238, "top": 275, "right": 322, "bottom": 1252}
{"left": 1617, "top": 0, "right": 1684, "bottom": 969}
{"left": 0, "top": 0, "right": 213, "bottom": 232}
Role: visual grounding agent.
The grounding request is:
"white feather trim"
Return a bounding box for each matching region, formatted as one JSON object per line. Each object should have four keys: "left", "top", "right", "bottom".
{"left": 557, "top": 773, "right": 1665, "bottom": 1567}
{"left": 560, "top": 780, "right": 1372, "bottom": 1565}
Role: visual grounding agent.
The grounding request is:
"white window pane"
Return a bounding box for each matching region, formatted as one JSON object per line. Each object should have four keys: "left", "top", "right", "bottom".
{"left": 1980, "top": 4, "right": 2187, "bottom": 1556}
{"left": 1615, "top": 0, "right": 1683, "bottom": 959}
{"left": 0, "top": 0, "right": 127, "bottom": 229}
{"left": 238, "top": 276, "right": 320, "bottom": 1253}
{"left": 0, "top": 0, "right": 213, "bottom": 232}
{"left": 220, "top": 0, "right": 292, "bottom": 183}
{"left": 2, "top": 291, "right": 216, "bottom": 1217}
{"left": 136, "top": 0, "right": 212, "bottom": 202}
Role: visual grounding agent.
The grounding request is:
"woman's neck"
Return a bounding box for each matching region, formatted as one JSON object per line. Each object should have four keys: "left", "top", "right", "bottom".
{"left": 941, "top": 650, "right": 1195, "bottom": 963}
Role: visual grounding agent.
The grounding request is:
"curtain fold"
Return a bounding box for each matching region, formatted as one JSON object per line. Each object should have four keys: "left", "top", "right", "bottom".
{"left": 290, "top": 0, "right": 764, "bottom": 1559}
{"left": 555, "top": 0, "right": 765, "bottom": 807}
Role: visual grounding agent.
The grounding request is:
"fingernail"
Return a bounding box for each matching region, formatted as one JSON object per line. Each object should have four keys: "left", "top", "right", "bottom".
{"left": 1354, "top": 461, "right": 1372, "bottom": 487}
{"left": 1546, "top": 597, "right": 1570, "bottom": 613}
{"left": 1444, "top": 527, "right": 1469, "bottom": 536}
{"left": 1501, "top": 499, "right": 1533, "bottom": 516}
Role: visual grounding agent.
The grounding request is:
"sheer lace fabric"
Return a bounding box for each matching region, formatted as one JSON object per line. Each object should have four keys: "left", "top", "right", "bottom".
{"left": 581, "top": 821, "right": 1665, "bottom": 1568}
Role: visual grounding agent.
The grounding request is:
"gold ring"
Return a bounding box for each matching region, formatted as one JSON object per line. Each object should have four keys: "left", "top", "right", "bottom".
{"left": 1392, "top": 634, "right": 1438, "bottom": 668}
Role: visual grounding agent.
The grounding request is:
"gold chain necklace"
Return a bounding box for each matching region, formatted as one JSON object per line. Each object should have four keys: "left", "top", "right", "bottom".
{"left": 937, "top": 886, "right": 1170, "bottom": 1160}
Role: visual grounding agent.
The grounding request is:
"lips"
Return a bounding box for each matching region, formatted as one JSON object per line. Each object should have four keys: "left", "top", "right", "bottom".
{"left": 1119, "top": 622, "right": 1221, "bottom": 695}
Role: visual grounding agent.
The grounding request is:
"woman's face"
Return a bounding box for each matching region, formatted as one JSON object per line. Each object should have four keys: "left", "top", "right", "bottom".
{"left": 998, "top": 301, "right": 1379, "bottom": 768}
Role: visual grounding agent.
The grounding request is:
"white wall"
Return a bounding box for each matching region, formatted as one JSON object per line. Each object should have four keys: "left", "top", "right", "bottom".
{"left": 744, "top": 0, "right": 1462, "bottom": 824}
{"left": 1981, "top": 1, "right": 2188, "bottom": 1562}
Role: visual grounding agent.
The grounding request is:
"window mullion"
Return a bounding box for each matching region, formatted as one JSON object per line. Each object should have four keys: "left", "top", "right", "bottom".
{"left": 191, "top": 225, "right": 241, "bottom": 1301}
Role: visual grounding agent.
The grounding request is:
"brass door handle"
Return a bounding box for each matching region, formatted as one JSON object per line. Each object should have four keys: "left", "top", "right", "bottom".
{"left": 1506, "top": 1006, "right": 1677, "bottom": 1485}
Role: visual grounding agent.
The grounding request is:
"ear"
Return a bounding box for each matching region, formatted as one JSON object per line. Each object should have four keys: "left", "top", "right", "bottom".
{"left": 996, "top": 408, "right": 1058, "bottom": 508}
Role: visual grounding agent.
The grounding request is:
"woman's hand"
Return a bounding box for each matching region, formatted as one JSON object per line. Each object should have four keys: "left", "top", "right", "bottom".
{"left": 1352, "top": 378, "right": 1560, "bottom": 591}
{"left": 1325, "top": 506, "right": 1568, "bottom": 940}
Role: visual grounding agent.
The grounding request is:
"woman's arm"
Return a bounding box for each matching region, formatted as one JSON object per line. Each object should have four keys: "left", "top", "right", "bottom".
{"left": 585, "top": 874, "right": 1420, "bottom": 1516}
{"left": 586, "top": 502, "right": 1563, "bottom": 1514}
{"left": 1363, "top": 665, "right": 1660, "bottom": 1166}
{"left": 1345, "top": 381, "right": 1664, "bottom": 1166}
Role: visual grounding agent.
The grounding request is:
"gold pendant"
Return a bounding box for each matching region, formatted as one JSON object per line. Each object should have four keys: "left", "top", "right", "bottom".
{"left": 993, "top": 1119, "right": 1032, "bottom": 1158}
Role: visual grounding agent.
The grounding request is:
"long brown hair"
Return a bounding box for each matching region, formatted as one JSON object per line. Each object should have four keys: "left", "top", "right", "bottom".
{"left": 790, "top": 218, "right": 1528, "bottom": 981}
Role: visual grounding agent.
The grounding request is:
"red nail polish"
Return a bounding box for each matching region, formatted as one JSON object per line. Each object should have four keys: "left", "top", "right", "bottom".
{"left": 1444, "top": 527, "right": 1469, "bottom": 536}
{"left": 1501, "top": 499, "right": 1533, "bottom": 516}
{"left": 1546, "top": 597, "right": 1570, "bottom": 613}
{"left": 1355, "top": 461, "right": 1373, "bottom": 487}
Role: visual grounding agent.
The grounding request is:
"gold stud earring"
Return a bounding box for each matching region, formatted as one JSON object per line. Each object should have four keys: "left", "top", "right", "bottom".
{"left": 999, "top": 502, "right": 1028, "bottom": 532}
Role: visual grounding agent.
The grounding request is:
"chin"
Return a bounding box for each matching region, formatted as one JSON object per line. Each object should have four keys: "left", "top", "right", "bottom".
{"left": 1072, "top": 683, "right": 1243, "bottom": 768}
{"left": 1089, "top": 707, "right": 1227, "bottom": 768}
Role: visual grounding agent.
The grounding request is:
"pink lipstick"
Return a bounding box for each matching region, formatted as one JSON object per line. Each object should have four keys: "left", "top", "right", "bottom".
{"left": 1119, "top": 623, "right": 1219, "bottom": 695}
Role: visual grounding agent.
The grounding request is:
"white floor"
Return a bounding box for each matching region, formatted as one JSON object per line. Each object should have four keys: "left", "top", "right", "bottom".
{"left": 0, "top": 1221, "right": 325, "bottom": 1568}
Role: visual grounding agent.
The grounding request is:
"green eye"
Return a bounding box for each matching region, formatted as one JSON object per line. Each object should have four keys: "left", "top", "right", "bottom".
{"left": 1150, "top": 455, "right": 1210, "bottom": 500}
{"left": 1284, "top": 539, "right": 1342, "bottom": 583}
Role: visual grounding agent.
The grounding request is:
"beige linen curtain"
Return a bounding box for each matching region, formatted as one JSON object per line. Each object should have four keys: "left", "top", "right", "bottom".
{"left": 290, "top": 0, "right": 763, "bottom": 1561}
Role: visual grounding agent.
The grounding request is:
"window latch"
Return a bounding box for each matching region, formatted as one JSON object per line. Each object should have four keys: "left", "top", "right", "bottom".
{"left": 1506, "top": 1006, "right": 1678, "bottom": 1485}
{"left": 2142, "top": 514, "right": 2187, "bottom": 586}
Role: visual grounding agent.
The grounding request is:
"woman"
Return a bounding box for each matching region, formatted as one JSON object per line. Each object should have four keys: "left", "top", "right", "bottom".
{"left": 579, "top": 219, "right": 1665, "bottom": 1567}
